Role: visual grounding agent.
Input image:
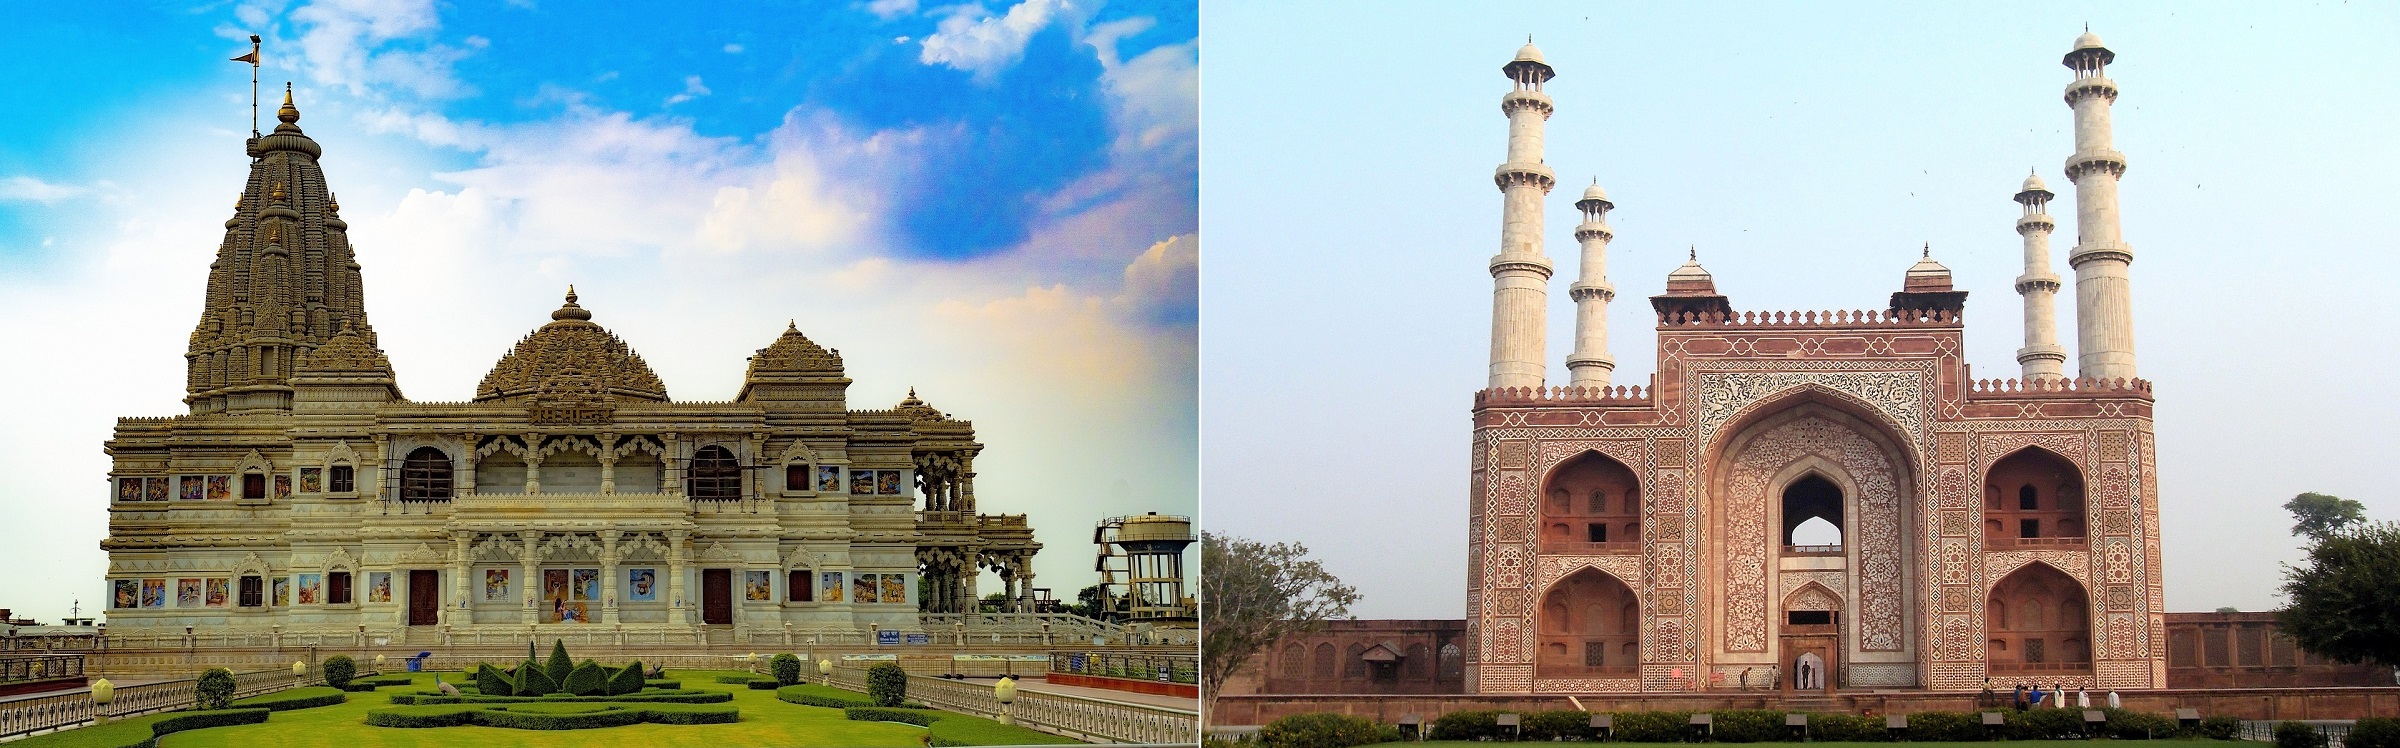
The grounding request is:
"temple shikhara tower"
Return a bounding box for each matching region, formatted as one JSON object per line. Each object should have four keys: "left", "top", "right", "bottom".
{"left": 101, "top": 90, "right": 1044, "bottom": 641}
{"left": 1465, "top": 33, "right": 2165, "bottom": 693}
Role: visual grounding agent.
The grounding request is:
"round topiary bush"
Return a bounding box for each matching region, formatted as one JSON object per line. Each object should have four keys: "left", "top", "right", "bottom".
{"left": 2347, "top": 717, "right": 2400, "bottom": 748}
{"left": 195, "top": 667, "right": 237, "bottom": 711}
{"left": 2276, "top": 721, "right": 2329, "bottom": 748}
{"left": 1258, "top": 712, "right": 1382, "bottom": 748}
{"left": 770, "top": 653, "right": 802, "bottom": 686}
{"left": 2199, "top": 715, "right": 2243, "bottom": 740}
{"left": 866, "top": 663, "right": 908, "bottom": 708}
{"left": 322, "top": 655, "right": 357, "bottom": 689}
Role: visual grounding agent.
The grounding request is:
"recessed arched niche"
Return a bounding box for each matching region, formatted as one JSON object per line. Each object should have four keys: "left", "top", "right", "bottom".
{"left": 1539, "top": 451, "right": 1642, "bottom": 553}
{"left": 1983, "top": 447, "right": 2085, "bottom": 548}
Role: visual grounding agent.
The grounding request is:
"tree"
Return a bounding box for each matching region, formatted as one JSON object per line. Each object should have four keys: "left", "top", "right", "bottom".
{"left": 1198, "top": 532, "right": 1358, "bottom": 719}
{"left": 2285, "top": 492, "right": 2367, "bottom": 540}
{"left": 979, "top": 592, "right": 1011, "bottom": 613}
{"left": 2278, "top": 521, "right": 2400, "bottom": 668}
{"left": 2215, "top": 606, "right": 2240, "bottom": 614}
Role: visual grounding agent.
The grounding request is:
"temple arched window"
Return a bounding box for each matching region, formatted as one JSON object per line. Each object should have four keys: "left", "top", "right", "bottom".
{"left": 1343, "top": 643, "right": 1368, "bottom": 678}
{"left": 1279, "top": 644, "right": 1305, "bottom": 679}
{"left": 1311, "top": 642, "right": 1336, "bottom": 679}
{"left": 689, "top": 445, "right": 742, "bottom": 500}
{"left": 1984, "top": 448, "right": 2086, "bottom": 547}
{"left": 399, "top": 447, "right": 453, "bottom": 501}
{"left": 1782, "top": 474, "right": 1844, "bottom": 549}
{"left": 1539, "top": 451, "right": 1642, "bottom": 554}
{"left": 1438, "top": 643, "right": 1463, "bottom": 680}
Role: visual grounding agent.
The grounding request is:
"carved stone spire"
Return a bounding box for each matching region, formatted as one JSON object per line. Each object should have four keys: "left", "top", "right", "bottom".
{"left": 187, "top": 86, "right": 379, "bottom": 415}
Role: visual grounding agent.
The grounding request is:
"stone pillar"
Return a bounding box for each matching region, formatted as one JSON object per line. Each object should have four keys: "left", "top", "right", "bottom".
{"left": 519, "top": 530, "right": 542, "bottom": 625}
{"left": 1489, "top": 42, "right": 1556, "bottom": 390}
{"left": 460, "top": 434, "right": 479, "bottom": 493}
{"left": 2014, "top": 173, "right": 2067, "bottom": 379}
{"left": 1566, "top": 181, "right": 1616, "bottom": 388}
{"left": 599, "top": 530, "right": 621, "bottom": 625}
{"left": 2063, "top": 31, "right": 2136, "bottom": 380}
{"left": 958, "top": 455, "right": 976, "bottom": 514}
{"left": 450, "top": 532, "right": 474, "bottom": 626}
{"left": 597, "top": 432, "right": 616, "bottom": 494}
{"left": 666, "top": 529, "right": 688, "bottom": 625}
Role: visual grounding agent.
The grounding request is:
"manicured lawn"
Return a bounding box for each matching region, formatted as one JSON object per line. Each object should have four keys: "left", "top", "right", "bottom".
{"left": 12, "top": 669, "right": 1079, "bottom": 747}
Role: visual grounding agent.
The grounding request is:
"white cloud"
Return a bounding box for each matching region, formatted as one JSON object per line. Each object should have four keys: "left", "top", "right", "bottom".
{"left": 0, "top": 176, "right": 89, "bottom": 203}
{"left": 288, "top": 0, "right": 481, "bottom": 99}
{"left": 663, "top": 75, "right": 712, "bottom": 107}
{"left": 918, "top": 0, "right": 1078, "bottom": 80}
{"left": 866, "top": 0, "right": 919, "bottom": 20}
{"left": 723, "top": 43, "right": 745, "bottom": 54}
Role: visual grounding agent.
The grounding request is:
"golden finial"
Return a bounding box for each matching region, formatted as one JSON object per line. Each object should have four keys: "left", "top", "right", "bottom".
{"left": 567, "top": 284, "right": 577, "bottom": 302}
{"left": 276, "top": 83, "right": 298, "bottom": 124}
{"left": 271, "top": 182, "right": 285, "bottom": 201}
{"left": 788, "top": 319, "right": 797, "bottom": 331}
{"left": 329, "top": 193, "right": 339, "bottom": 213}
{"left": 265, "top": 225, "right": 279, "bottom": 243}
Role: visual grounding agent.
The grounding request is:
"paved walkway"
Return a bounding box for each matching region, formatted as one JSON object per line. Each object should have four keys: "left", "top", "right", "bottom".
{"left": 955, "top": 675, "right": 1197, "bottom": 710}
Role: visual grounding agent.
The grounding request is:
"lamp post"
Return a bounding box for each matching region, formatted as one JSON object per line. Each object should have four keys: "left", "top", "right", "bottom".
{"left": 293, "top": 659, "right": 308, "bottom": 684}
{"left": 90, "top": 678, "right": 113, "bottom": 725}
{"left": 993, "top": 675, "right": 1017, "bottom": 726}
{"left": 373, "top": 654, "right": 385, "bottom": 673}
{"left": 818, "top": 658, "right": 833, "bottom": 686}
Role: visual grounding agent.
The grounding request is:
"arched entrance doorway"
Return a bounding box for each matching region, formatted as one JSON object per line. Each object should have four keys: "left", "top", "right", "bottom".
{"left": 1987, "top": 563, "right": 2093, "bottom": 682}
{"left": 1779, "top": 583, "right": 1842, "bottom": 692}
{"left": 1536, "top": 568, "right": 1640, "bottom": 678}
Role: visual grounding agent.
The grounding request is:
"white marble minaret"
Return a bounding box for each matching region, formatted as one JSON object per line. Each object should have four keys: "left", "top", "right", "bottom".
{"left": 2013, "top": 171, "right": 2066, "bottom": 380}
{"left": 1488, "top": 40, "right": 1557, "bottom": 390}
{"left": 1566, "top": 180, "right": 1616, "bottom": 388}
{"left": 2062, "top": 30, "right": 2137, "bottom": 379}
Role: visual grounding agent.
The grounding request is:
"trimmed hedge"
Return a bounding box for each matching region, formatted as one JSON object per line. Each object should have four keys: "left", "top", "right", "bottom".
{"left": 385, "top": 688, "right": 733, "bottom": 705}
{"left": 321, "top": 655, "right": 357, "bottom": 689}
{"left": 776, "top": 684, "right": 928, "bottom": 710}
{"left": 713, "top": 674, "right": 758, "bottom": 684}
{"left": 2278, "top": 720, "right": 2331, "bottom": 748}
{"left": 846, "top": 706, "right": 939, "bottom": 726}
{"left": 366, "top": 702, "right": 739, "bottom": 730}
{"left": 770, "top": 653, "right": 803, "bottom": 686}
{"left": 195, "top": 668, "right": 237, "bottom": 711}
{"left": 2199, "top": 714, "right": 2243, "bottom": 740}
{"left": 152, "top": 708, "right": 271, "bottom": 739}
{"left": 545, "top": 640, "right": 575, "bottom": 684}
{"left": 515, "top": 659, "right": 558, "bottom": 696}
{"left": 745, "top": 678, "right": 781, "bottom": 690}
{"left": 606, "top": 662, "right": 646, "bottom": 696}
{"left": 230, "top": 686, "right": 347, "bottom": 712}
{"left": 645, "top": 678, "right": 683, "bottom": 690}
{"left": 867, "top": 663, "right": 909, "bottom": 708}
{"left": 477, "top": 663, "right": 515, "bottom": 696}
{"left": 561, "top": 662, "right": 608, "bottom": 696}
{"left": 837, "top": 705, "right": 1080, "bottom": 747}
{"left": 1258, "top": 712, "right": 1382, "bottom": 748}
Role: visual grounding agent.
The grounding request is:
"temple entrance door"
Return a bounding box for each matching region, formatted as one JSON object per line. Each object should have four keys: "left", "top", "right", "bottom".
{"left": 408, "top": 570, "right": 439, "bottom": 625}
{"left": 1780, "top": 635, "right": 1839, "bottom": 693}
{"left": 702, "top": 569, "right": 733, "bottom": 624}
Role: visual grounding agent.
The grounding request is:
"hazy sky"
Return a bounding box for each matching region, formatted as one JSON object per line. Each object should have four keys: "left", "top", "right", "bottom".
{"left": 1202, "top": 2, "right": 2400, "bottom": 619}
{"left": 0, "top": 0, "right": 1196, "bottom": 622}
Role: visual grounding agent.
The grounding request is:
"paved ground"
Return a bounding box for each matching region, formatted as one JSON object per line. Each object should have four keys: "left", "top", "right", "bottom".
{"left": 955, "top": 675, "right": 1198, "bottom": 710}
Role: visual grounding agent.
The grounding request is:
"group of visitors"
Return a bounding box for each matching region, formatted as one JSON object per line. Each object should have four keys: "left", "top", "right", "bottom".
{"left": 1980, "top": 678, "right": 2121, "bottom": 710}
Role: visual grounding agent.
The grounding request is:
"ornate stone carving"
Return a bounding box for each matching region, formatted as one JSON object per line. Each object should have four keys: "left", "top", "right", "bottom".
{"left": 1720, "top": 414, "right": 1906, "bottom": 651}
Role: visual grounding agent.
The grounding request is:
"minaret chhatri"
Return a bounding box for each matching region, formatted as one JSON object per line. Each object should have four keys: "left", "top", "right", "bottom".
{"left": 2013, "top": 171, "right": 2067, "bottom": 380}
{"left": 1488, "top": 39, "right": 1557, "bottom": 390}
{"left": 2062, "top": 29, "right": 2136, "bottom": 379}
{"left": 1565, "top": 179, "right": 1615, "bottom": 388}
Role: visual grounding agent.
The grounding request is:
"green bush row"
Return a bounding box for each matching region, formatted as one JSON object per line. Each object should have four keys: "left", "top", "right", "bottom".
{"left": 230, "top": 686, "right": 348, "bottom": 712}
{"left": 1405, "top": 706, "right": 2225, "bottom": 744}
{"left": 775, "top": 684, "right": 927, "bottom": 710}
{"left": 713, "top": 674, "right": 758, "bottom": 684}
{"left": 2350, "top": 718, "right": 2400, "bottom": 748}
{"left": 644, "top": 678, "right": 682, "bottom": 690}
{"left": 365, "top": 702, "right": 738, "bottom": 730}
{"left": 151, "top": 708, "right": 271, "bottom": 739}
{"left": 386, "top": 688, "right": 731, "bottom": 705}
{"left": 745, "top": 678, "right": 781, "bottom": 690}
{"left": 837, "top": 705, "right": 1082, "bottom": 747}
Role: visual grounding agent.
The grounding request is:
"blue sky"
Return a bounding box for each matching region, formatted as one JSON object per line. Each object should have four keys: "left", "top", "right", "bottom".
{"left": 0, "top": 0, "right": 1195, "bottom": 622}
{"left": 1202, "top": 1, "right": 2400, "bottom": 618}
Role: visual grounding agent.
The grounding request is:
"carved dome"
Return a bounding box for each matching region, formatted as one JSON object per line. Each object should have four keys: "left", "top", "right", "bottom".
{"left": 745, "top": 320, "right": 845, "bottom": 376}
{"left": 895, "top": 388, "right": 948, "bottom": 422}
{"left": 475, "top": 289, "right": 668, "bottom": 403}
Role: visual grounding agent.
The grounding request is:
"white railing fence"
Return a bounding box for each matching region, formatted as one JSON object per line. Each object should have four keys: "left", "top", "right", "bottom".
{"left": 828, "top": 664, "right": 1197, "bottom": 745}
{"left": 0, "top": 666, "right": 317, "bottom": 742}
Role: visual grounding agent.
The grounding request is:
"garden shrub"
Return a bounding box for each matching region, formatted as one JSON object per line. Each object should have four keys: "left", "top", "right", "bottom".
{"left": 2198, "top": 715, "right": 2242, "bottom": 740}
{"left": 1425, "top": 709, "right": 1502, "bottom": 741}
{"left": 645, "top": 678, "right": 683, "bottom": 690}
{"left": 1806, "top": 712, "right": 1888, "bottom": 742}
{"left": 366, "top": 702, "right": 740, "bottom": 730}
{"left": 1711, "top": 709, "right": 1789, "bottom": 743}
{"left": 2102, "top": 707, "right": 2179, "bottom": 739}
{"left": 321, "top": 655, "right": 357, "bottom": 689}
{"left": 1612, "top": 710, "right": 1693, "bottom": 743}
{"left": 1906, "top": 710, "right": 1986, "bottom": 742}
{"left": 152, "top": 708, "right": 271, "bottom": 738}
{"left": 605, "top": 662, "right": 646, "bottom": 696}
{"left": 867, "top": 663, "right": 909, "bottom": 707}
{"left": 746, "top": 677, "right": 781, "bottom": 690}
{"left": 561, "top": 662, "right": 608, "bottom": 696}
{"left": 194, "top": 668, "right": 237, "bottom": 711}
{"left": 477, "top": 663, "right": 515, "bottom": 697}
{"left": 1523, "top": 710, "right": 1598, "bottom": 741}
{"left": 1257, "top": 712, "right": 1381, "bottom": 748}
{"left": 2276, "top": 721, "right": 2329, "bottom": 748}
{"left": 2014, "top": 707, "right": 2089, "bottom": 740}
{"left": 846, "top": 706, "right": 939, "bottom": 726}
{"left": 714, "top": 674, "right": 758, "bottom": 684}
{"left": 2348, "top": 717, "right": 2400, "bottom": 748}
{"left": 231, "top": 686, "right": 347, "bottom": 711}
{"left": 771, "top": 653, "right": 803, "bottom": 686}
{"left": 545, "top": 640, "right": 575, "bottom": 684}
{"left": 514, "top": 659, "right": 558, "bottom": 696}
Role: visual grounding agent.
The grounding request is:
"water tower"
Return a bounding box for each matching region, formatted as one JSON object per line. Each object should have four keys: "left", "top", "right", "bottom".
{"left": 1094, "top": 513, "right": 1195, "bottom": 622}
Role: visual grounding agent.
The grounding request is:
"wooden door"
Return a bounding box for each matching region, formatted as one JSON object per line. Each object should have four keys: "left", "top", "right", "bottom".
{"left": 702, "top": 569, "right": 733, "bottom": 624}
{"left": 408, "top": 570, "right": 440, "bottom": 625}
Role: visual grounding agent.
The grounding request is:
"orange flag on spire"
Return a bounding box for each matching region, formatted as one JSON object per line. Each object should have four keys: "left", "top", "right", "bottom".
{"left": 231, "top": 50, "right": 259, "bottom": 64}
